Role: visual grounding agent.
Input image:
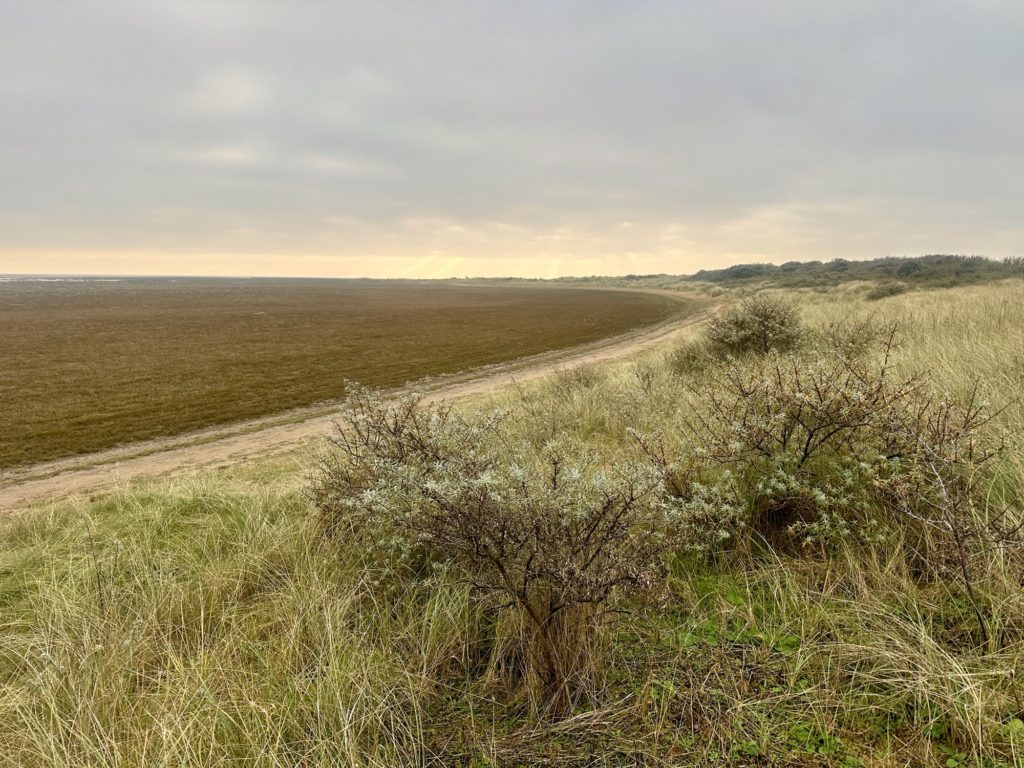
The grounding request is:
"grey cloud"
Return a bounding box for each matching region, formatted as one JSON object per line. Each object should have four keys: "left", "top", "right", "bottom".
{"left": 1, "top": 1, "right": 1022, "bottom": 268}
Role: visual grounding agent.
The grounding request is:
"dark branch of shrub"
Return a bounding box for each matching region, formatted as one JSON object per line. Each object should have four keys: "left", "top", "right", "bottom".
{"left": 309, "top": 384, "right": 679, "bottom": 714}
{"left": 885, "top": 384, "right": 1021, "bottom": 645}
{"left": 674, "top": 328, "right": 1020, "bottom": 645}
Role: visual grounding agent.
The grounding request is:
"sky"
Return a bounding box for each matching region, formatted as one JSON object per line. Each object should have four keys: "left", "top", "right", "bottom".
{"left": 1, "top": 1, "right": 1022, "bottom": 279}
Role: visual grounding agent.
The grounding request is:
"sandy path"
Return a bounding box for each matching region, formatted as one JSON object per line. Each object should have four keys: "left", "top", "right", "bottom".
{"left": 0, "top": 298, "right": 718, "bottom": 510}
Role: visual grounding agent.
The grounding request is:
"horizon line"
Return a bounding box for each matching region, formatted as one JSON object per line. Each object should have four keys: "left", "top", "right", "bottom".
{"left": 0, "top": 253, "right": 1004, "bottom": 283}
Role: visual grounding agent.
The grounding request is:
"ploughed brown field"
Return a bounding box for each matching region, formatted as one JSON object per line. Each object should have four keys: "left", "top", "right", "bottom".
{"left": 0, "top": 277, "right": 682, "bottom": 469}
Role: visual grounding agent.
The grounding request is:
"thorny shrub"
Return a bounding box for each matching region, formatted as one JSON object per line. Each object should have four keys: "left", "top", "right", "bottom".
{"left": 679, "top": 329, "right": 990, "bottom": 541}
{"left": 884, "top": 385, "right": 1021, "bottom": 644}
{"left": 665, "top": 326, "right": 1019, "bottom": 642}
{"left": 309, "top": 385, "right": 682, "bottom": 714}
{"left": 705, "top": 295, "right": 805, "bottom": 356}
{"left": 684, "top": 330, "right": 926, "bottom": 546}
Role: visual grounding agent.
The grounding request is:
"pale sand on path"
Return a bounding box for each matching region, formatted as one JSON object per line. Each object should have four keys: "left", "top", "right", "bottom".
{"left": 0, "top": 298, "right": 719, "bottom": 510}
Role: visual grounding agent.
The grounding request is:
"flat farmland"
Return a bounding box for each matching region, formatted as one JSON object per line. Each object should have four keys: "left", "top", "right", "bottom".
{"left": 0, "top": 278, "right": 682, "bottom": 469}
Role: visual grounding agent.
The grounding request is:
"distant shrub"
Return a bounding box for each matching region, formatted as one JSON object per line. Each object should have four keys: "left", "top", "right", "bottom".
{"left": 897, "top": 261, "right": 923, "bottom": 277}
{"left": 705, "top": 296, "right": 804, "bottom": 356}
{"left": 310, "top": 385, "right": 680, "bottom": 714}
{"left": 865, "top": 282, "right": 909, "bottom": 301}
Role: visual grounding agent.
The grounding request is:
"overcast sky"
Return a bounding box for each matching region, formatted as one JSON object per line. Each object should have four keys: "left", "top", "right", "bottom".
{"left": 2, "top": 1, "right": 1022, "bottom": 278}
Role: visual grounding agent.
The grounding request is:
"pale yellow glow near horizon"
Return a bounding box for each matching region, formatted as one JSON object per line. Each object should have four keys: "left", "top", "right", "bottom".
{"left": 0, "top": 218, "right": 739, "bottom": 278}
{"left": 2, "top": 205, "right": 1015, "bottom": 279}
{"left": 0, "top": 246, "right": 1003, "bottom": 280}
{"left": 0, "top": 250, "right": 707, "bottom": 279}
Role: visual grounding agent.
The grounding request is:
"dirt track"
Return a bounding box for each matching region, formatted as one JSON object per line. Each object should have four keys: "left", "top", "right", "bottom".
{"left": 0, "top": 298, "right": 717, "bottom": 510}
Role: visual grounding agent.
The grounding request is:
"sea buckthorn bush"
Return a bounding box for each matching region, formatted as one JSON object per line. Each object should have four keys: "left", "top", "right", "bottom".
{"left": 310, "top": 385, "right": 685, "bottom": 713}
{"left": 705, "top": 295, "right": 805, "bottom": 356}
{"left": 667, "top": 326, "right": 1016, "bottom": 644}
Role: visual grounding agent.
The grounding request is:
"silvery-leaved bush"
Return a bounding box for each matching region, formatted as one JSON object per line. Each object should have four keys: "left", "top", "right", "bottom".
{"left": 705, "top": 296, "right": 805, "bottom": 357}
{"left": 310, "top": 384, "right": 692, "bottom": 713}
{"left": 681, "top": 324, "right": 1005, "bottom": 557}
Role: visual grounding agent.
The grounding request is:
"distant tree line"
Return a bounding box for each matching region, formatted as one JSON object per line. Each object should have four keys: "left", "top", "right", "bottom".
{"left": 684, "top": 254, "right": 1024, "bottom": 289}
{"left": 457, "top": 254, "right": 1024, "bottom": 293}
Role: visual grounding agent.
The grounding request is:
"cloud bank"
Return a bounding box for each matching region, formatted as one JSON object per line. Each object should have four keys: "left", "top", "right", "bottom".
{"left": 1, "top": 1, "right": 1022, "bottom": 277}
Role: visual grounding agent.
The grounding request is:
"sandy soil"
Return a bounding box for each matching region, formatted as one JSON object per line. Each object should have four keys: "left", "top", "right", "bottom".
{"left": 0, "top": 298, "right": 718, "bottom": 510}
